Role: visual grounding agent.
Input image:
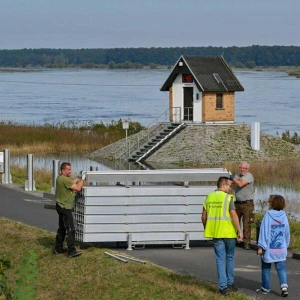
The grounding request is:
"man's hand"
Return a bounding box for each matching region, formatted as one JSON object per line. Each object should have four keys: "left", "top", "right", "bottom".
{"left": 236, "top": 230, "right": 243, "bottom": 243}
{"left": 78, "top": 171, "right": 86, "bottom": 181}
{"left": 229, "top": 174, "right": 235, "bottom": 181}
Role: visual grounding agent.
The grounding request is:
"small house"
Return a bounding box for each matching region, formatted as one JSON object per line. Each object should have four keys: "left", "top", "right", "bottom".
{"left": 160, "top": 56, "right": 244, "bottom": 123}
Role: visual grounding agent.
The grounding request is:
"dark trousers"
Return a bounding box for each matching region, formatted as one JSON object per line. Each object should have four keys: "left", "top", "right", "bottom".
{"left": 55, "top": 203, "right": 76, "bottom": 253}
{"left": 235, "top": 201, "right": 254, "bottom": 244}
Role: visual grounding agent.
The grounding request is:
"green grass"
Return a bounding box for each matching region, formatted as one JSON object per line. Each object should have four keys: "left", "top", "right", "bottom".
{"left": 0, "top": 218, "right": 251, "bottom": 300}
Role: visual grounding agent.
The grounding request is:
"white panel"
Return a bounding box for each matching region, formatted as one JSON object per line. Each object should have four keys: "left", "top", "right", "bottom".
{"left": 82, "top": 186, "right": 215, "bottom": 197}
{"left": 75, "top": 214, "right": 202, "bottom": 224}
{"left": 82, "top": 205, "right": 202, "bottom": 215}
{"left": 80, "top": 232, "right": 206, "bottom": 242}
{"left": 80, "top": 196, "right": 206, "bottom": 206}
{"left": 84, "top": 168, "right": 229, "bottom": 184}
{"left": 193, "top": 89, "right": 202, "bottom": 122}
{"left": 79, "top": 223, "right": 203, "bottom": 233}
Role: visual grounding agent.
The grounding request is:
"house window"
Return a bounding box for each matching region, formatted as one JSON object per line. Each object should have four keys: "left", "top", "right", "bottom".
{"left": 216, "top": 93, "right": 223, "bottom": 109}
{"left": 182, "top": 74, "right": 193, "bottom": 83}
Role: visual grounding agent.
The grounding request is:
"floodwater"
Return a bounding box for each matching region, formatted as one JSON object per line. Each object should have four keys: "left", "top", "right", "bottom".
{"left": 1, "top": 68, "right": 300, "bottom": 216}
{"left": 1, "top": 68, "right": 300, "bottom": 136}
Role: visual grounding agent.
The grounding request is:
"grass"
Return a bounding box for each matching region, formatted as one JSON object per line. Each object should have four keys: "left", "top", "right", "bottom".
{"left": 225, "top": 159, "right": 300, "bottom": 190}
{"left": 0, "top": 218, "right": 251, "bottom": 300}
{"left": 0, "top": 120, "right": 144, "bottom": 155}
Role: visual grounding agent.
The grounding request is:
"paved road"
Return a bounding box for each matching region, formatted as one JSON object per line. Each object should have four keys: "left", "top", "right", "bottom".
{"left": 1, "top": 183, "right": 299, "bottom": 299}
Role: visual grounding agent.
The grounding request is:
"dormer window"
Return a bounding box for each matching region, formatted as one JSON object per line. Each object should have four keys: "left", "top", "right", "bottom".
{"left": 182, "top": 74, "right": 193, "bottom": 83}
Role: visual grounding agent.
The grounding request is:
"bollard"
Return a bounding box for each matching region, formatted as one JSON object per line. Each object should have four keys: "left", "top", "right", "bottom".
{"left": 0, "top": 151, "right": 3, "bottom": 172}
{"left": 25, "top": 154, "right": 36, "bottom": 191}
{"left": 51, "top": 160, "right": 60, "bottom": 194}
{"left": 2, "top": 149, "right": 12, "bottom": 184}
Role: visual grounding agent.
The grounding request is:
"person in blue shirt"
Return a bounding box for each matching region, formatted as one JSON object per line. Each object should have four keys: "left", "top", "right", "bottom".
{"left": 256, "top": 194, "right": 290, "bottom": 297}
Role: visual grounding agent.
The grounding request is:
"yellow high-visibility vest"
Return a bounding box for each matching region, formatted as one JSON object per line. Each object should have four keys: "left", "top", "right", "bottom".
{"left": 203, "top": 191, "right": 237, "bottom": 238}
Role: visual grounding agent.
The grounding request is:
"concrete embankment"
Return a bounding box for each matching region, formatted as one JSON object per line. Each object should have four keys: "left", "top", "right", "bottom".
{"left": 88, "top": 123, "right": 300, "bottom": 166}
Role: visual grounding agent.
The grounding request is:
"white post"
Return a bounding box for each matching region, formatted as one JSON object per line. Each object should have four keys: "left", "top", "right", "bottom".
{"left": 25, "top": 154, "right": 36, "bottom": 191}
{"left": 251, "top": 122, "right": 260, "bottom": 151}
{"left": 51, "top": 159, "right": 60, "bottom": 194}
{"left": 122, "top": 119, "right": 130, "bottom": 156}
{"left": 2, "top": 149, "right": 12, "bottom": 184}
{"left": 0, "top": 151, "right": 3, "bottom": 173}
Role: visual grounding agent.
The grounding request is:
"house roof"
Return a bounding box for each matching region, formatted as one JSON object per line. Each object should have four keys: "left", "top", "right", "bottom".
{"left": 160, "top": 56, "right": 244, "bottom": 92}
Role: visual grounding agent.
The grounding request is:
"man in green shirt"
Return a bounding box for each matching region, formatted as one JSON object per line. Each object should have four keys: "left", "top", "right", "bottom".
{"left": 54, "top": 162, "right": 85, "bottom": 257}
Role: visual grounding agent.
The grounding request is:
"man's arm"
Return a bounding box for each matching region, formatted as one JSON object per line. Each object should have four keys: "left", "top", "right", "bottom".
{"left": 231, "top": 177, "right": 248, "bottom": 188}
{"left": 230, "top": 209, "right": 243, "bottom": 242}
{"left": 70, "top": 178, "right": 84, "bottom": 192}
{"left": 201, "top": 208, "right": 207, "bottom": 229}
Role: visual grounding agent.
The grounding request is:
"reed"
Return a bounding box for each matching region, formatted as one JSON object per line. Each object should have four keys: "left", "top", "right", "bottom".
{"left": 0, "top": 120, "right": 144, "bottom": 155}
{"left": 225, "top": 159, "right": 300, "bottom": 189}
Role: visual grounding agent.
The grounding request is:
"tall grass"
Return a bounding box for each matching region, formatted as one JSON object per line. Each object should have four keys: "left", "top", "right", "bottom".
{"left": 0, "top": 218, "right": 250, "bottom": 300}
{"left": 0, "top": 120, "right": 144, "bottom": 155}
{"left": 225, "top": 159, "right": 300, "bottom": 189}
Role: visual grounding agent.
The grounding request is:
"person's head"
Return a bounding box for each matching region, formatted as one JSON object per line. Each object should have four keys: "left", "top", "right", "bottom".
{"left": 60, "top": 162, "right": 72, "bottom": 177}
{"left": 268, "top": 194, "right": 286, "bottom": 211}
{"left": 217, "top": 176, "right": 232, "bottom": 192}
{"left": 239, "top": 161, "right": 250, "bottom": 176}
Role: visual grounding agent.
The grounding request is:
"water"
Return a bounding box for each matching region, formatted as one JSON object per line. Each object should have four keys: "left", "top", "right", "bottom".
{"left": 2, "top": 68, "right": 300, "bottom": 217}
{"left": 1, "top": 69, "right": 300, "bottom": 136}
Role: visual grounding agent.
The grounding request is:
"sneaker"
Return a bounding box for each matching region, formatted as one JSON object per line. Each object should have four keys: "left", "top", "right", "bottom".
{"left": 54, "top": 248, "right": 67, "bottom": 255}
{"left": 256, "top": 288, "right": 269, "bottom": 295}
{"left": 281, "top": 287, "right": 288, "bottom": 297}
{"left": 219, "top": 288, "right": 229, "bottom": 296}
{"left": 68, "top": 250, "right": 82, "bottom": 258}
{"left": 244, "top": 244, "right": 251, "bottom": 250}
{"left": 228, "top": 284, "right": 238, "bottom": 292}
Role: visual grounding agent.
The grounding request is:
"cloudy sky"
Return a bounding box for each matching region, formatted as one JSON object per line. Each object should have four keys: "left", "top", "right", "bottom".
{"left": 1, "top": 0, "right": 299, "bottom": 49}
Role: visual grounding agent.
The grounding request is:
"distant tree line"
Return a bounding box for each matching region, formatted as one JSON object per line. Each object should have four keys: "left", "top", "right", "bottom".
{"left": 0, "top": 45, "right": 300, "bottom": 68}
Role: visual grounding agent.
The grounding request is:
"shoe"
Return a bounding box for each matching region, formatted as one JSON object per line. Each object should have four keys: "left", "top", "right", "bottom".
{"left": 244, "top": 244, "right": 251, "bottom": 250}
{"left": 228, "top": 284, "right": 238, "bottom": 292}
{"left": 219, "top": 288, "right": 229, "bottom": 296}
{"left": 68, "top": 250, "right": 82, "bottom": 258}
{"left": 256, "top": 288, "right": 269, "bottom": 295}
{"left": 54, "top": 248, "right": 67, "bottom": 255}
{"left": 281, "top": 287, "right": 288, "bottom": 297}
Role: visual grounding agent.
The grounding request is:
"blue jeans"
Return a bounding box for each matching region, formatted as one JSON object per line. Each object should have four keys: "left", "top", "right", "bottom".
{"left": 213, "top": 238, "right": 236, "bottom": 291}
{"left": 261, "top": 259, "right": 288, "bottom": 292}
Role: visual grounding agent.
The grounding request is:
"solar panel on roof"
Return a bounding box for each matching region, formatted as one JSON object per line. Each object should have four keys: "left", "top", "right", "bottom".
{"left": 213, "top": 73, "right": 223, "bottom": 84}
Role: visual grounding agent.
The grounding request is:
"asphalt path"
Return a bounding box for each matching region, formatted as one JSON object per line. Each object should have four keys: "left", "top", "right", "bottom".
{"left": 1, "top": 183, "right": 299, "bottom": 299}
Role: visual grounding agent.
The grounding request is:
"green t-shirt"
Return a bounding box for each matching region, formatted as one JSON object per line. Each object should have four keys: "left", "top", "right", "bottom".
{"left": 55, "top": 174, "right": 75, "bottom": 209}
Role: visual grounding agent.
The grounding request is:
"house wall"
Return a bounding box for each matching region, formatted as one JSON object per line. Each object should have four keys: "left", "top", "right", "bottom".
{"left": 202, "top": 92, "right": 235, "bottom": 122}
{"left": 170, "top": 74, "right": 202, "bottom": 122}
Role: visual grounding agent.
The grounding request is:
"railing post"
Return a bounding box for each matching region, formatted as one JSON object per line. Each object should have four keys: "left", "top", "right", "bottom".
{"left": 2, "top": 149, "right": 12, "bottom": 184}
{"left": 90, "top": 166, "right": 98, "bottom": 185}
{"left": 51, "top": 159, "right": 60, "bottom": 194}
{"left": 25, "top": 154, "right": 36, "bottom": 191}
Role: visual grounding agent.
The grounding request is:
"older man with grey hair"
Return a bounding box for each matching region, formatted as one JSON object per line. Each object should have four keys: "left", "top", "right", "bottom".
{"left": 230, "top": 161, "right": 254, "bottom": 250}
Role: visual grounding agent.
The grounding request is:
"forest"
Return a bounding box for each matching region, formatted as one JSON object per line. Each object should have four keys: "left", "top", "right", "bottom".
{"left": 0, "top": 45, "right": 299, "bottom": 69}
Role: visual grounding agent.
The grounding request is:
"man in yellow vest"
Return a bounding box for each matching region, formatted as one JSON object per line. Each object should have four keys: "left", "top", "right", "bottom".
{"left": 202, "top": 176, "right": 243, "bottom": 296}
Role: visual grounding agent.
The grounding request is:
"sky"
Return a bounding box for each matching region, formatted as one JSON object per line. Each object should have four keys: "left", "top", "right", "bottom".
{"left": 1, "top": 0, "right": 300, "bottom": 49}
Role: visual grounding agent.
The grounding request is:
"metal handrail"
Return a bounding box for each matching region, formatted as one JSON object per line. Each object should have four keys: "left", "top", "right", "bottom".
{"left": 114, "top": 107, "right": 181, "bottom": 161}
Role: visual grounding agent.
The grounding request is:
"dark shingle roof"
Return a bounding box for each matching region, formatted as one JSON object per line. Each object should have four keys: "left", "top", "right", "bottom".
{"left": 160, "top": 56, "right": 244, "bottom": 92}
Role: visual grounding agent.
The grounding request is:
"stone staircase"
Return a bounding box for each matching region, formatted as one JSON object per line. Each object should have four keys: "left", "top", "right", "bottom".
{"left": 128, "top": 122, "right": 186, "bottom": 163}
